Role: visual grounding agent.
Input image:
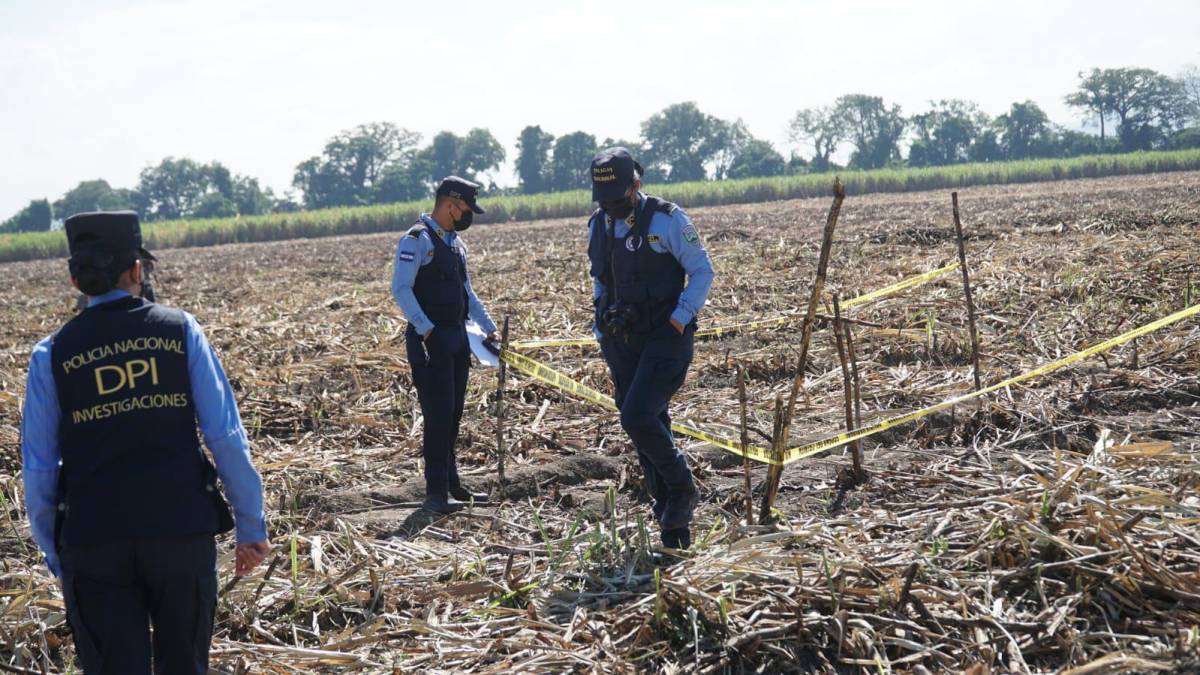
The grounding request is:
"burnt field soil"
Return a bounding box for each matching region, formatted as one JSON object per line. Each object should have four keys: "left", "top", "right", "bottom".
{"left": 0, "top": 172, "right": 1198, "bottom": 673}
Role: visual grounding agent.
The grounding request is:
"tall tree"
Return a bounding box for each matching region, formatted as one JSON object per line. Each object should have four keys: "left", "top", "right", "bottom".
{"left": 788, "top": 106, "right": 844, "bottom": 171}
{"left": 457, "top": 128, "right": 506, "bottom": 183}
{"left": 373, "top": 152, "right": 435, "bottom": 203}
{"left": 1066, "top": 68, "right": 1112, "bottom": 144}
{"left": 550, "top": 131, "right": 598, "bottom": 191}
{"left": 833, "top": 94, "right": 906, "bottom": 169}
{"left": 1079, "top": 68, "right": 1192, "bottom": 150}
{"left": 515, "top": 125, "right": 555, "bottom": 194}
{"left": 908, "top": 100, "right": 989, "bottom": 166}
{"left": 425, "top": 131, "right": 460, "bottom": 182}
{"left": 53, "top": 179, "right": 143, "bottom": 219}
{"left": 1, "top": 199, "right": 52, "bottom": 233}
{"left": 292, "top": 122, "right": 420, "bottom": 209}
{"left": 706, "top": 118, "right": 752, "bottom": 181}
{"left": 231, "top": 176, "right": 275, "bottom": 216}
{"left": 1181, "top": 65, "right": 1200, "bottom": 126}
{"left": 727, "top": 139, "right": 787, "bottom": 178}
{"left": 137, "top": 157, "right": 214, "bottom": 220}
{"left": 995, "top": 101, "right": 1053, "bottom": 159}
{"left": 640, "top": 102, "right": 722, "bottom": 182}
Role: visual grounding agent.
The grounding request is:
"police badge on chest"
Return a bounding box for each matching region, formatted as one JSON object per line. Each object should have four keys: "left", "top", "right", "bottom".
{"left": 625, "top": 235, "right": 642, "bottom": 252}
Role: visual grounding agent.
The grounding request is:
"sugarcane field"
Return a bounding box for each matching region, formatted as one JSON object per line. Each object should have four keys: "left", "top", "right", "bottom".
{"left": 0, "top": 169, "right": 1196, "bottom": 673}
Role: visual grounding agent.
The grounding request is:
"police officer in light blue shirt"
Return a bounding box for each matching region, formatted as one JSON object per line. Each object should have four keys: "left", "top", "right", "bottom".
{"left": 587, "top": 148, "right": 715, "bottom": 550}
{"left": 20, "top": 211, "right": 269, "bottom": 674}
{"left": 391, "top": 177, "right": 497, "bottom": 514}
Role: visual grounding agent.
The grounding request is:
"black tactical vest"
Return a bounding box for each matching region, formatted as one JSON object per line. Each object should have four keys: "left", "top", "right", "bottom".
{"left": 50, "top": 295, "right": 232, "bottom": 546}
{"left": 588, "top": 196, "right": 686, "bottom": 336}
{"left": 410, "top": 221, "right": 469, "bottom": 325}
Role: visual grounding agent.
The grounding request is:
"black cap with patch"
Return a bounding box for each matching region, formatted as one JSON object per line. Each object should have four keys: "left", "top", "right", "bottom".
{"left": 591, "top": 147, "right": 643, "bottom": 202}
{"left": 436, "top": 176, "right": 485, "bottom": 214}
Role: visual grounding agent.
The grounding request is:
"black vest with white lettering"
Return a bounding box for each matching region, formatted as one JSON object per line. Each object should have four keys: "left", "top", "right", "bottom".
{"left": 588, "top": 196, "right": 686, "bottom": 336}
{"left": 50, "top": 295, "right": 232, "bottom": 546}
{"left": 410, "top": 221, "right": 469, "bottom": 325}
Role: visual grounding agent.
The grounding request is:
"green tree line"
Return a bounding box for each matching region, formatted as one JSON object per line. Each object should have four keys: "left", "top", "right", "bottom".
{"left": 5, "top": 65, "right": 1199, "bottom": 233}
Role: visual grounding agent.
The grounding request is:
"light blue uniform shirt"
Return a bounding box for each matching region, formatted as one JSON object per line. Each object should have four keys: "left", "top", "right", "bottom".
{"left": 20, "top": 289, "right": 268, "bottom": 577}
{"left": 390, "top": 214, "right": 497, "bottom": 336}
{"left": 589, "top": 194, "right": 716, "bottom": 338}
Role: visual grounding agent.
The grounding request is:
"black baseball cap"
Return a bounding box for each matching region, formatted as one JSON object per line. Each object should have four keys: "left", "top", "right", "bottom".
{"left": 591, "top": 147, "right": 643, "bottom": 202}
{"left": 436, "top": 176, "right": 485, "bottom": 214}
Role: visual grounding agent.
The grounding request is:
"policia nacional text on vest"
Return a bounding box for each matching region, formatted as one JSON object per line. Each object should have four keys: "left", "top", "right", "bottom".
{"left": 51, "top": 297, "right": 233, "bottom": 544}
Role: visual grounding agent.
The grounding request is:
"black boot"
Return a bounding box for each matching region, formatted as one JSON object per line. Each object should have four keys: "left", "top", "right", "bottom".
{"left": 661, "top": 527, "right": 692, "bottom": 550}
{"left": 449, "top": 484, "right": 490, "bottom": 503}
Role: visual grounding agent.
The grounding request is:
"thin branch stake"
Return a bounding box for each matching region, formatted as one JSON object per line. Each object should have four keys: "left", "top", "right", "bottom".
{"left": 952, "top": 192, "right": 983, "bottom": 395}
{"left": 832, "top": 295, "right": 862, "bottom": 477}
{"left": 759, "top": 394, "right": 785, "bottom": 523}
{"left": 760, "top": 177, "right": 846, "bottom": 519}
{"left": 495, "top": 316, "right": 511, "bottom": 495}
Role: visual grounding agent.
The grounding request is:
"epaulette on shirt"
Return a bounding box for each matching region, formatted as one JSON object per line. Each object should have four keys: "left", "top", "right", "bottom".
{"left": 650, "top": 198, "right": 679, "bottom": 215}
{"left": 406, "top": 223, "right": 426, "bottom": 238}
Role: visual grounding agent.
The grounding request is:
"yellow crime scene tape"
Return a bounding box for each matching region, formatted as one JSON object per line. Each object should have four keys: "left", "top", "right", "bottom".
{"left": 501, "top": 301, "right": 1200, "bottom": 466}
{"left": 508, "top": 262, "right": 960, "bottom": 351}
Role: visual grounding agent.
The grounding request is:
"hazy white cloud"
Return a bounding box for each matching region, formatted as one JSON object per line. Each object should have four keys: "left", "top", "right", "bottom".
{"left": 1, "top": 0, "right": 1198, "bottom": 216}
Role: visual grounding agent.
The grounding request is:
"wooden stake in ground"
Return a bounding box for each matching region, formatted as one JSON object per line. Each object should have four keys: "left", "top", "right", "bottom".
{"left": 831, "top": 296, "right": 862, "bottom": 477}
{"left": 952, "top": 192, "right": 983, "bottom": 394}
{"left": 758, "top": 394, "right": 785, "bottom": 523}
{"left": 737, "top": 365, "right": 754, "bottom": 525}
{"left": 759, "top": 177, "right": 846, "bottom": 522}
{"left": 494, "top": 316, "right": 511, "bottom": 494}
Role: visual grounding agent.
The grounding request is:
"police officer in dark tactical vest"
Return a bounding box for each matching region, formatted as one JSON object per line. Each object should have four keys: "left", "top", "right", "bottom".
{"left": 20, "top": 211, "right": 270, "bottom": 674}
{"left": 391, "top": 177, "right": 499, "bottom": 514}
{"left": 587, "top": 148, "right": 716, "bottom": 550}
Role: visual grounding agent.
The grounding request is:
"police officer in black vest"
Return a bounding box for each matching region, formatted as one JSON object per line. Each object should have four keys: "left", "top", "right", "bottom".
{"left": 20, "top": 211, "right": 269, "bottom": 673}
{"left": 391, "top": 177, "right": 498, "bottom": 514}
{"left": 587, "top": 148, "right": 716, "bottom": 550}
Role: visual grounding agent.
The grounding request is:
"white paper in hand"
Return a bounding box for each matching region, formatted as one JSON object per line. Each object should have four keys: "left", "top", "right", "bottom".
{"left": 467, "top": 320, "right": 499, "bottom": 368}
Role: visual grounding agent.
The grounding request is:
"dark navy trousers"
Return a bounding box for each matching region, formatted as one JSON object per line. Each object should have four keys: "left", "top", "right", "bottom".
{"left": 406, "top": 323, "right": 470, "bottom": 498}
{"left": 60, "top": 534, "right": 217, "bottom": 674}
{"left": 600, "top": 322, "right": 697, "bottom": 529}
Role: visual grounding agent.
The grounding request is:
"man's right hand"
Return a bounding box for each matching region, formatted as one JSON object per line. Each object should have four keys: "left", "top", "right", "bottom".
{"left": 235, "top": 541, "right": 271, "bottom": 576}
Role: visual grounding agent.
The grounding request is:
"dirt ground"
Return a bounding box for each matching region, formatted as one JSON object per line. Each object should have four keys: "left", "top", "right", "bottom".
{"left": 0, "top": 172, "right": 1198, "bottom": 673}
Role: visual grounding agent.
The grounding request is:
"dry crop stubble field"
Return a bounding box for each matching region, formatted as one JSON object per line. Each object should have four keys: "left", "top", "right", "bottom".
{"left": 0, "top": 171, "right": 1198, "bottom": 672}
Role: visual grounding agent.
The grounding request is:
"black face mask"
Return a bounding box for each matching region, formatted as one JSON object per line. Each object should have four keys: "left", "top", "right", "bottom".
{"left": 601, "top": 196, "right": 635, "bottom": 221}
{"left": 453, "top": 209, "right": 473, "bottom": 231}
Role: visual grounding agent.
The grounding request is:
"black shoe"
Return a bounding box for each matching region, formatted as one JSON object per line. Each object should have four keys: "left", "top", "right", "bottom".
{"left": 421, "top": 495, "right": 465, "bottom": 514}
{"left": 449, "top": 485, "right": 490, "bottom": 503}
{"left": 660, "top": 489, "right": 699, "bottom": 531}
{"left": 661, "top": 527, "right": 692, "bottom": 550}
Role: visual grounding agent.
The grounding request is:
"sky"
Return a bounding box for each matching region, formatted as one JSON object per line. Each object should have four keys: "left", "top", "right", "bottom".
{"left": 1, "top": 0, "right": 1198, "bottom": 218}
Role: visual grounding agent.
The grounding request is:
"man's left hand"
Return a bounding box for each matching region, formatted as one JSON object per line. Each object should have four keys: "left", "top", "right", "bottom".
{"left": 670, "top": 319, "right": 685, "bottom": 335}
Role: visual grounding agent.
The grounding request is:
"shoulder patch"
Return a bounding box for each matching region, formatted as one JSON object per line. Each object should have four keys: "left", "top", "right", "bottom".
{"left": 398, "top": 250, "right": 416, "bottom": 262}
{"left": 681, "top": 222, "right": 702, "bottom": 247}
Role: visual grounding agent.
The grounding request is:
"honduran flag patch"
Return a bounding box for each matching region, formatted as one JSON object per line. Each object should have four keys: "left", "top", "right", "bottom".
{"left": 398, "top": 250, "right": 415, "bottom": 262}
